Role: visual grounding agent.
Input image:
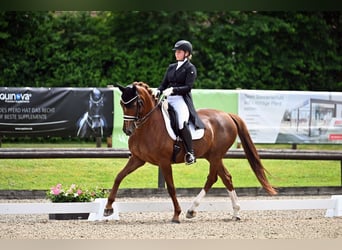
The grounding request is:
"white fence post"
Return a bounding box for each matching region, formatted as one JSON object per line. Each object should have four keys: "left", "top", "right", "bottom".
{"left": 325, "top": 195, "right": 342, "bottom": 217}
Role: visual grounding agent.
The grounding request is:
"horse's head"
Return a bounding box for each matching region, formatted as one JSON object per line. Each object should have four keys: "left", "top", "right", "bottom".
{"left": 87, "top": 88, "right": 105, "bottom": 136}
{"left": 88, "top": 88, "right": 104, "bottom": 117}
{"left": 117, "top": 82, "right": 156, "bottom": 136}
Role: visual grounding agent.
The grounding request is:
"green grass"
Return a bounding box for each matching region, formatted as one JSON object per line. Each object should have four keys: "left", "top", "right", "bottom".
{"left": 0, "top": 158, "right": 340, "bottom": 190}
{"left": 0, "top": 142, "right": 340, "bottom": 190}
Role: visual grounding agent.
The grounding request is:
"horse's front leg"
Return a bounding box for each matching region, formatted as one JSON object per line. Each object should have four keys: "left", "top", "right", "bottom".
{"left": 104, "top": 156, "right": 145, "bottom": 216}
{"left": 160, "top": 164, "right": 182, "bottom": 223}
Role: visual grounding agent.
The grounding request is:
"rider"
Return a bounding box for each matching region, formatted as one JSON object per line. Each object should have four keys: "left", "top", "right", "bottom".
{"left": 155, "top": 40, "right": 205, "bottom": 165}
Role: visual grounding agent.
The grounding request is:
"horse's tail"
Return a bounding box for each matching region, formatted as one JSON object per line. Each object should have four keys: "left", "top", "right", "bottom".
{"left": 229, "top": 113, "right": 277, "bottom": 195}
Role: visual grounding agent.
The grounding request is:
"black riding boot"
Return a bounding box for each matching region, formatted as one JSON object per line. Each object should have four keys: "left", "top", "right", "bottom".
{"left": 179, "top": 122, "right": 196, "bottom": 165}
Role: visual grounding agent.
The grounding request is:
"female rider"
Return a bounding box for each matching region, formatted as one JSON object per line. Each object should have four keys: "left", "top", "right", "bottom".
{"left": 155, "top": 40, "right": 205, "bottom": 165}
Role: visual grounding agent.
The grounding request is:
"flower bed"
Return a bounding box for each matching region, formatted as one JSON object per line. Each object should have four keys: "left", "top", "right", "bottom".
{"left": 46, "top": 183, "right": 108, "bottom": 220}
{"left": 47, "top": 183, "right": 108, "bottom": 203}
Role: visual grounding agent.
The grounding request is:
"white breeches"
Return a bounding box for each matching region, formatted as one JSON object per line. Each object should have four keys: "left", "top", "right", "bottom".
{"left": 167, "top": 95, "right": 189, "bottom": 129}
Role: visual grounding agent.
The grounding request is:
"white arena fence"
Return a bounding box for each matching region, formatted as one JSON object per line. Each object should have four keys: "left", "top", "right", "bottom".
{"left": 0, "top": 196, "right": 341, "bottom": 221}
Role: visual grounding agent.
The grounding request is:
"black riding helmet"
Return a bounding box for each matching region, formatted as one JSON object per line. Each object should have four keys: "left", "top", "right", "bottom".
{"left": 172, "top": 40, "right": 193, "bottom": 54}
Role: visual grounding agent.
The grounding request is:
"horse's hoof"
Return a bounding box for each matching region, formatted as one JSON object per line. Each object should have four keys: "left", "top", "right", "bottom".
{"left": 232, "top": 216, "right": 241, "bottom": 221}
{"left": 103, "top": 208, "right": 114, "bottom": 217}
{"left": 171, "top": 218, "right": 181, "bottom": 224}
{"left": 186, "top": 210, "right": 196, "bottom": 219}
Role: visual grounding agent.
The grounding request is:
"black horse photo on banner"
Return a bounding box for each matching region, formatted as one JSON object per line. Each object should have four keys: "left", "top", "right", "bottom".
{"left": 0, "top": 87, "right": 113, "bottom": 139}
{"left": 76, "top": 88, "right": 109, "bottom": 138}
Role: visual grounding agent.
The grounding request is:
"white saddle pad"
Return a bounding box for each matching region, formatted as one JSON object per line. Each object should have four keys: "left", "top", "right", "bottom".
{"left": 161, "top": 100, "right": 204, "bottom": 141}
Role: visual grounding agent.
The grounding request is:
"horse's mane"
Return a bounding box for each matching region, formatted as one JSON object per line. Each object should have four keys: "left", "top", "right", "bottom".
{"left": 132, "top": 81, "right": 158, "bottom": 103}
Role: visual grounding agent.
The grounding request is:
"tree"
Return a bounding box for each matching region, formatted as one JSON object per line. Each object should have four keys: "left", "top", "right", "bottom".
{"left": 0, "top": 11, "right": 341, "bottom": 91}
{"left": 0, "top": 12, "right": 54, "bottom": 86}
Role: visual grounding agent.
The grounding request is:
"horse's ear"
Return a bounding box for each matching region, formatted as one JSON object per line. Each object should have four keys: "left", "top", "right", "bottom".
{"left": 115, "top": 83, "right": 126, "bottom": 93}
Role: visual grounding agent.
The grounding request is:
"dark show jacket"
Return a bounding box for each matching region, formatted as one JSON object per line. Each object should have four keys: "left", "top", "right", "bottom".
{"left": 158, "top": 60, "right": 205, "bottom": 129}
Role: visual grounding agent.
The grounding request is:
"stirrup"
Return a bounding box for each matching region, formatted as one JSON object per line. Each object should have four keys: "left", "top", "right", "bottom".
{"left": 185, "top": 152, "right": 196, "bottom": 165}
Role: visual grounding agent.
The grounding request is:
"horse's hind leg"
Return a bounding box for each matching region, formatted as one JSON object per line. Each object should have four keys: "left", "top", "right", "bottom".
{"left": 186, "top": 163, "right": 218, "bottom": 219}
{"left": 217, "top": 162, "right": 241, "bottom": 221}
{"left": 227, "top": 189, "right": 240, "bottom": 220}
{"left": 186, "top": 189, "right": 206, "bottom": 219}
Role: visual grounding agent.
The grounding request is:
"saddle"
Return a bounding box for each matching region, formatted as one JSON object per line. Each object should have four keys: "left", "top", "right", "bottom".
{"left": 161, "top": 100, "right": 204, "bottom": 141}
{"left": 161, "top": 100, "right": 204, "bottom": 162}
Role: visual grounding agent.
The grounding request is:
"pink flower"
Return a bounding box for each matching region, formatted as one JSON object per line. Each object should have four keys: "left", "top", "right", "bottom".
{"left": 50, "top": 183, "right": 62, "bottom": 195}
{"left": 47, "top": 183, "right": 107, "bottom": 202}
{"left": 51, "top": 187, "right": 61, "bottom": 195}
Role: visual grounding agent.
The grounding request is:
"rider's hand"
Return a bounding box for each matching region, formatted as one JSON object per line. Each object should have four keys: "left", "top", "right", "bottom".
{"left": 163, "top": 87, "right": 173, "bottom": 97}
{"left": 153, "top": 89, "right": 161, "bottom": 98}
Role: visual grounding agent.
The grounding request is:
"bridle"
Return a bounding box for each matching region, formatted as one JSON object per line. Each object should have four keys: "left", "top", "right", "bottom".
{"left": 121, "top": 92, "right": 163, "bottom": 131}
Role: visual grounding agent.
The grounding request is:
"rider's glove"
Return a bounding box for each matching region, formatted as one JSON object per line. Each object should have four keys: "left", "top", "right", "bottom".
{"left": 153, "top": 89, "right": 161, "bottom": 98}
{"left": 163, "top": 87, "right": 174, "bottom": 97}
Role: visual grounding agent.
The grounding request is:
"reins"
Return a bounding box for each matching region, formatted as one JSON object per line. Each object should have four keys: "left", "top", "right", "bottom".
{"left": 122, "top": 93, "right": 165, "bottom": 129}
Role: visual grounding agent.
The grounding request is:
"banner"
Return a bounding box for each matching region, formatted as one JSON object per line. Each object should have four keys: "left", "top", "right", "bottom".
{"left": 238, "top": 90, "right": 342, "bottom": 144}
{"left": 0, "top": 87, "right": 113, "bottom": 138}
{"left": 1, "top": 86, "right": 341, "bottom": 145}
{"left": 112, "top": 88, "right": 342, "bottom": 148}
{"left": 111, "top": 88, "right": 239, "bottom": 149}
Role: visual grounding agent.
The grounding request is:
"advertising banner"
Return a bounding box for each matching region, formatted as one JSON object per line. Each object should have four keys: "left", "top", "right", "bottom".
{"left": 1, "top": 86, "right": 340, "bottom": 146}
{"left": 112, "top": 88, "right": 342, "bottom": 148}
{"left": 238, "top": 90, "right": 342, "bottom": 144}
{"left": 111, "top": 88, "right": 239, "bottom": 149}
{"left": 0, "top": 87, "right": 113, "bottom": 138}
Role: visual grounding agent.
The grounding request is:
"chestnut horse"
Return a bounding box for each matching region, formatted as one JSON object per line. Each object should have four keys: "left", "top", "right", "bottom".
{"left": 104, "top": 82, "right": 277, "bottom": 223}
